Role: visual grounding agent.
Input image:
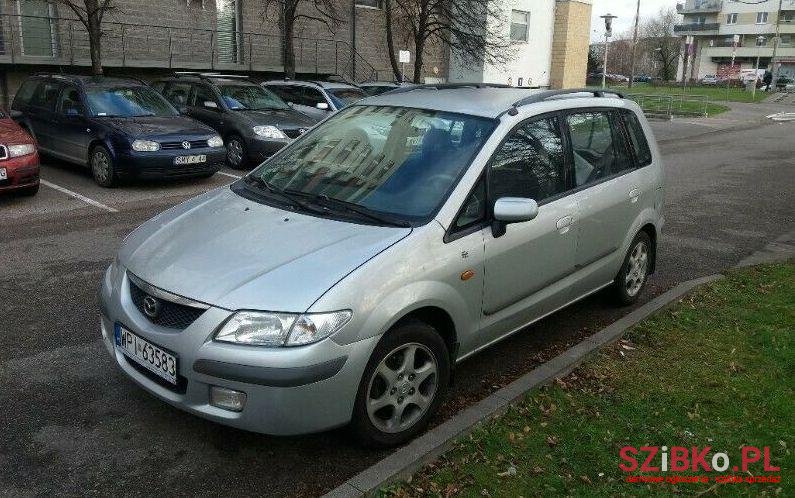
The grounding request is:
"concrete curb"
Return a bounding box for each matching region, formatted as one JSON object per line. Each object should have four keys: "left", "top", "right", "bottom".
{"left": 322, "top": 274, "right": 725, "bottom": 498}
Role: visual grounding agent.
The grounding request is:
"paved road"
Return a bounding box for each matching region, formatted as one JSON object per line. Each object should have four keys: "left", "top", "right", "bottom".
{"left": 1, "top": 118, "right": 794, "bottom": 497}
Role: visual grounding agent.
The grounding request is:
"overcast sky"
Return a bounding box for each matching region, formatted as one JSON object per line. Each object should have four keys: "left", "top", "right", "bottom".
{"left": 590, "top": 0, "right": 677, "bottom": 41}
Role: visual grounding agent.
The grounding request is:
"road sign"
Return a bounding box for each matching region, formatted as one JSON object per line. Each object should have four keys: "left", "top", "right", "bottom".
{"left": 399, "top": 50, "right": 411, "bottom": 63}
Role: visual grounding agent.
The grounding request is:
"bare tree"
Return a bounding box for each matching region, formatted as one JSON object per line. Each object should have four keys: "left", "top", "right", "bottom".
{"left": 384, "top": 0, "right": 402, "bottom": 82}
{"left": 641, "top": 8, "right": 681, "bottom": 81}
{"left": 52, "top": 0, "right": 114, "bottom": 75}
{"left": 261, "top": 0, "right": 343, "bottom": 79}
{"left": 389, "top": 0, "right": 514, "bottom": 84}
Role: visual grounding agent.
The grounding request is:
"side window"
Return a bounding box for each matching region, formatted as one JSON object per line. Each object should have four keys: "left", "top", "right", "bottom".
{"left": 621, "top": 111, "right": 652, "bottom": 167}
{"left": 489, "top": 116, "right": 566, "bottom": 203}
{"left": 452, "top": 176, "right": 487, "bottom": 232}
{"left": 150, "top": 81, "right": 166, "bottom": 93}
{"left": 163, "top": 82, "right": 192, "bottom": 108}
{"left": 12, "top": 79, "right": 40, "bottom": 109}
{"left": 57, "top": 86, "right": 84, "bottom": 116}
{"left": 302, "top": 88, "right": 327, "bottom": 107}
{"left": 566, "top": 111, "right": 632, "bottom": 187}
{"left": 29, "top": 81, "right": 63, "bottom": 111}
{"left": 192, "top": 84, "right": 218, "bottom": 107}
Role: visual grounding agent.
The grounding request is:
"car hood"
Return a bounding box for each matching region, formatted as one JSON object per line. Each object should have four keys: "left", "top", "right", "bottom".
{"left": 98, "top": 115, "right": 215, "bottom": 139}
{"left": 119, "top": 187, "right": 411, "bottom": 312}
{"left": 236, "top": 109, "right": 317, "bottom": 129}
{"left": 0, "top": 117, "right": 33, "bottom": 145}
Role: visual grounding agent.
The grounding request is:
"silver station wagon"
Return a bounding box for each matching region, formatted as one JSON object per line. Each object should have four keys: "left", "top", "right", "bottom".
{"left": 100, "top": 86, "right": 664, "bottom": 447}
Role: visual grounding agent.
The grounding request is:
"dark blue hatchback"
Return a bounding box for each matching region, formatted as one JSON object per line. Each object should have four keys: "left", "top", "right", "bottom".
{"left": 11, "top": 74, "right": 226, "bottom": 186}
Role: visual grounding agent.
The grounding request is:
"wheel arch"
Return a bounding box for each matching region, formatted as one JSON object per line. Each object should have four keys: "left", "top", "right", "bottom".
{"left": 639, "top": 223, "right": 658, "bottom": 274}
{"left": 390, "top": 306, "right": 458, "bottom": 367}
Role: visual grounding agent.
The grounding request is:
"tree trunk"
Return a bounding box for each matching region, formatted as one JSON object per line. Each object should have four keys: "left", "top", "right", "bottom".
{"left": 384, "top": 0, "right": 401, "bottom": 82}
{"left": 412, "top": 38, "right": 424, "bottom": 84}
{"left": 282, "top": 4, "right": 297, "bottom": 79}
{"left": 86, "top": 1, "right": 104, "bottom": 75}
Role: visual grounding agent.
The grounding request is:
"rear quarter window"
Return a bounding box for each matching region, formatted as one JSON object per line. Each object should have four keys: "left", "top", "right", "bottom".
{"left": 12, "top": 79, "right": 41, "bottom": 109}
{"left": 621, "top": 111, "right": 653, "bottom": 167}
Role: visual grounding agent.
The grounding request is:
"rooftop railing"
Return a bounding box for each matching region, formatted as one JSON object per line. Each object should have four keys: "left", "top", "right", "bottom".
{"left": 0, "top": 14, "right": 377, "bottom": 82}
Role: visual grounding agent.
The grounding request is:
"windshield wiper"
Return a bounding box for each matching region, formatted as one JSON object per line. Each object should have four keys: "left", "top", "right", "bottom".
{"left": 284, "top": 190, "right": 412, "bottom": 228}
{"left": 243, "top": 176, "right": 324, "bottom": 215}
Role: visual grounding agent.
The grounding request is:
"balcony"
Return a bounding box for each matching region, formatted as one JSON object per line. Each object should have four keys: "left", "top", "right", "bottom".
{"left": 676, "top": 0, "right": 723, "bottom": 15}
{"left": 674, "top": 22, "right": 720, "bottom": 35}
{"left": 0, "top": 14, "right": 377, "bottom": 82}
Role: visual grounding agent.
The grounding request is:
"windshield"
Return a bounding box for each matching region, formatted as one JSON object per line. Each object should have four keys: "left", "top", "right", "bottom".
{"left": 327, "top": 88, "right": 366, "bottom": 109}
{"left": 247, "top": 105, "right": 497, "bottom": 223}
{"left": 86, "top": 86, "right": 178, "bottom": 117}
{"left": 361, "top": 86, "right": 395, "bottom": 97}
{"left": 219, "top": 84, "right": 289, "bottom": 111}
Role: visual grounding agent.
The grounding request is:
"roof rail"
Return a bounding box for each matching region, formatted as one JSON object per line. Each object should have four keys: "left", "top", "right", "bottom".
{"left": 384, "top": 82, "right": 513, "bottom": 96}
{"left": 506, "top": 88, "right": 625, "bottom": 115}
{"left": 174, "top": 72, "right": 250, "bottom": 80}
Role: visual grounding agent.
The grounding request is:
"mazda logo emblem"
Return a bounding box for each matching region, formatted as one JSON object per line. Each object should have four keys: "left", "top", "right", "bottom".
{"left": 182, "top": 141, "right": 192, "bottom": 150}
{"left": 299, "top": 128, "right": 307, "bottom": 134}
{"left": 142, "top": 295, "right": 161, "bottom": 318}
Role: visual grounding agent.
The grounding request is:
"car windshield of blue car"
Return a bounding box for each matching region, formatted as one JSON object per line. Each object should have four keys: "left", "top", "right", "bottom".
{"left": 327, "top": 88, "right": 366, "bottom": 109}
{"left": 248, "top": 105, "right": 497, "bottom": 223}
{"left": 219, "top": 85, "right": 289, "bottom": 111}
{"left": 86, "top": 86, "right": 179, "bottom": 118}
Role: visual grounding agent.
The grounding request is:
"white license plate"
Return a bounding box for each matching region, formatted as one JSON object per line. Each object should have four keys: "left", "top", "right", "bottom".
{"left": 174, "top": 155, "right": 206, "bottom": 165}
{"left": 115, "top": 325, "right": 178, "bottom": 385}
{"left": 0, "top": 168, "right": 6, "bottom": 180}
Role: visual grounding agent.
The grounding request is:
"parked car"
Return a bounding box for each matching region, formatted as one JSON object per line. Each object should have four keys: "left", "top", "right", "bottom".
{"left": 633, "top": 75, "right": 653, "bottom": 83}
{"left": 0, "top": 108, "right": 40, "bottom": 196}
{"left": 359, "top": 81, "right": 415, "bottom": 96}
{"left": 700, "top": 75, "right": 719, "bottom": 85}
{"left": 152, "top": 73, "right": 318, "bottom": 169}
{"left": 11, "top": 74, "right": 225, "bottom": 187}
{"left": 100, "top": 86, "right": 664, "bottom": 447}
{"left": 263, "top": 80, "right": 366, "bottom": 120}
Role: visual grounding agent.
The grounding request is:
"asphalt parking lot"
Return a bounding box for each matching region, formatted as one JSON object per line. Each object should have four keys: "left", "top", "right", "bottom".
{"left": 2, "top": 117, "right": 794, "bottom": 497}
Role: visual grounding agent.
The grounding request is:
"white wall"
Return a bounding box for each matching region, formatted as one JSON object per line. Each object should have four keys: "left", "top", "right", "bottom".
{"left": 449, "top": 0, "right": 556, "bottom": 87}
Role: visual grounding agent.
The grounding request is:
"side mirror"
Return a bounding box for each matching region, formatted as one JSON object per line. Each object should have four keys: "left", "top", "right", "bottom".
{"left": 9, "top": 109, "right": 23, "bottom": 119}
{"left": 315, "top": 102, "right": 330, "bottom": 111}
{"left": 492, "top": 197, "right": 538, "bottom": 237}
{"left": 203, "top": 101, "right": 219, "bottom": 110}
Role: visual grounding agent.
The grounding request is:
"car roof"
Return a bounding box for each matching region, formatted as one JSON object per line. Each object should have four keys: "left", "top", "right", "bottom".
{"left": 158, "top": 75, "right": 259, "bottom": 87}
{"left": 32, "top": 74, "right": 145, "bottom": 87}
{"left": 264, "top": 80, "right": 361, "bottom": 90}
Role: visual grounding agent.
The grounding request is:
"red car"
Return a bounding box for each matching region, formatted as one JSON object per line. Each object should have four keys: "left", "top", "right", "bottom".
{"left": 0, "top": 108, "right": 40, "bottom": 196}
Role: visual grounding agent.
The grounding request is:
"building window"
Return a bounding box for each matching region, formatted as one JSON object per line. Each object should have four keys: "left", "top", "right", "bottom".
{"left": 17, "top": 0, "right": 58, "bottom": 57}
{"left": 355, "top": 0, "right": 383, "bottom": 8}
{"left": 756, "top": 12, "right": 769, "bottom": 24}
{"left": 756, "top": 36, "right": 767, "bottom": 46}
{"left": 780, "top": 35, "right": 792, "bottom": 46}
{"left": 726, "top": 13, "right": 738, "bottom": 25}
{"left": 782, "top": 12, "right": 794, "bottom": 23}
{"left": 695, "top": 16, "right": 706, "bottom": 25}
{"left": 216, "top": 0, "right": 241, "bottom": 63}
{"left": 510, "top": 10, "right": 529, "bottom": 42}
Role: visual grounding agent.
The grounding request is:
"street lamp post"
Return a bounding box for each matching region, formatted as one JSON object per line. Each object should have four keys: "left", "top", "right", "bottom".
{"left": 753, "top": 36, "right": 767, "bottom": 101}
{"left": 600, "top": 13, "right": 618, "bottom": 89}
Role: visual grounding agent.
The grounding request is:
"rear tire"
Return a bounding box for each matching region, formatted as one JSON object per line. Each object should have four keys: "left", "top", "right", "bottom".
{"left": 351, "top": 321, "right": 450, "bottom": 448}
{"left": 612, "top": 231, "right": 652, "bottom": 305}
{"left": 90, "top": 145, "right": 117, "bottom": 187}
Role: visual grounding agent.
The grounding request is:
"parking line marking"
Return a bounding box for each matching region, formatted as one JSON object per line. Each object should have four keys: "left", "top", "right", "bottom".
{"left": 217, "top": 171, "right": 242, "bottom": 179}
{"left": 40, "top": 180, "right": 119, "bottom": 213}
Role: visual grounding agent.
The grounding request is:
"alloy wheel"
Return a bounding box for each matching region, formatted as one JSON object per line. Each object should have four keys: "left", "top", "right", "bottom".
{"left": 625, "top": 241, "right": 649, "bottom": 297}
{"left": 366, "top": 343, "right": 439, "bottom": 434}
{"left": 92, "top": 150, "right": 111, "bottom": 184}
{"left": 227, "top": 138, "right": 244, "bottom": 167}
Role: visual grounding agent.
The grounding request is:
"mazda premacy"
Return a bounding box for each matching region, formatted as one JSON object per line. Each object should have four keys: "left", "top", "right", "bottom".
{"left": 100, "top": 87, "right": 664, "bottom": 447}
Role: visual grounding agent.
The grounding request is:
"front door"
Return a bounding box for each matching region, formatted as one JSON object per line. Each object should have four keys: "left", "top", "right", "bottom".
{"left": 188, "top": 84, "right": 225, "bottom": 131}
{"left": 53, "top": 85, "right": 91, "bottom": 163}
{"left": 481, "top": 115, "right": 577, "bottom": 343}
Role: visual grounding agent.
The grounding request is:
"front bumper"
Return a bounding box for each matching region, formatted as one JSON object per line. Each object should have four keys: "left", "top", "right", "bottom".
{"left": 0, "top": 152, "right": 40, "bottom": 192}
{"left": 99, "top": 264, "right": 377, "bottom": 436}
{"left": 115, "top": 148, "right": 226, "bottom": 179}
{"left": 246, "top": 137, "right": 290, "bottom": 164}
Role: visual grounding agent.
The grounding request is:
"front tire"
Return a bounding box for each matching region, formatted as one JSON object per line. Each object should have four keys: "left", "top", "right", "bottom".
{"left": 612, "top": 231, "right": 652, "bottom": 305}
{"left": 351, "top": 322, "right": 450, "bottom": 448}
{"left": 90, "top": 145, "right": 117, "bottom": 187}
{"left": 226, "top": 135, "right": 248, "bottom": 169}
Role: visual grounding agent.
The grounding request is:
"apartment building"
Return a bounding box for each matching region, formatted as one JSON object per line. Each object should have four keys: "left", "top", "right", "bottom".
{"left": 449, "top": 0, "right": 593, "bottom": 89}
{"left": 675, "top": 0, "right": 795, "bottom": 81}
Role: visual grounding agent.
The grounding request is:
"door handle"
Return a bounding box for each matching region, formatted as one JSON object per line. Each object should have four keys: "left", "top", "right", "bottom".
{"left": 629, "top": 188, "right": 641, "bottom": 203}
{"left": 556, "top": 215, "right": 574, "bottom": 234}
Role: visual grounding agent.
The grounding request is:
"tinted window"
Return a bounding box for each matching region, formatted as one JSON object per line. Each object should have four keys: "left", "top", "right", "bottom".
{"left": 302, "top": 88, "right": 327, "bottom": 107}
{"left": 567, "top": 111, "right": 632, "bottom": 187}
{"left": 490, "top": 117, "right": 566, "bottom": 203}
{"left": 453, "top": 176, "right": 487, "bottom": 231}
{"left": 327, "top": 88, "right": 366, "bottom": 108}
{"left": 162, "top": 82, "right": 192, "bottom": 107}
{"left": 621, "top": 111, "right": 652, "bottom": 167}
{"left": 29, "top": 81, "right": 63, "bottom": 111}
{"left": 58, "top": 86, "right": 84, "bottom": 115}
{"left": 192, "top": 85, "right": 218, "bottom": 107}
{"left": 268, "top": 85, "right": 301, "bottom": 105}
{"left": 12, "top": 79, "right": 40, "bottom": 109}
{"left": 250, "top": 105, "right": 496, "bottom": 222}
{"left": 85, "top": 86, "right": 178, "bottom": 117}
{"left": 218, "top": 84, "right": 289, "bottom": 111}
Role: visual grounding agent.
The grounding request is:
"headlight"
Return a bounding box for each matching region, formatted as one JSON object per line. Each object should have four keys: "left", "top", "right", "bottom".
{"left": 7, "top": 144, "right": 35, "bottom": 157}
{"left": 253, "top": 125, "right": 287, "bottom": 139}
{"left": 131, "top": 140, "right": 160, "bottom": 152}
{"left": 207, "top": 135, "right": 224, "bottom": 148}
{"left": 215, "top": 310, "right": 352, "bottom": 347}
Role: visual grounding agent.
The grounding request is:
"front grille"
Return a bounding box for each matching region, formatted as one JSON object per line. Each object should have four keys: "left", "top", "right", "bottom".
{"left": 283, "top": 128, "right": 307, "bottom": 139}
{"left": 129, "top": 279, "right": 206, "bottom": 330}
{"left": 160, "top": 140, "right": 209, "bottom": 150}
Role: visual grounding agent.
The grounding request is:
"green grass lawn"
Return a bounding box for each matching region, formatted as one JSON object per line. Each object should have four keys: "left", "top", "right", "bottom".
{"left": 615, "top": 83, "right": 768, "bottom": 104}
{"left": 382, "top": 263, "right": 794, "bottom": 497}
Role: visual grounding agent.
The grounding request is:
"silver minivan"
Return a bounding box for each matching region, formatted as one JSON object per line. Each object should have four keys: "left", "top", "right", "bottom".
{"left": 100, "top": 87, "right": 664, "bottom": 447}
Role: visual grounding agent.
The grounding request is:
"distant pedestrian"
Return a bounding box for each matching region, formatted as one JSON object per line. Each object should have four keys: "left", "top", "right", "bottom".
{"left": 763, "top": 71, "right": 773, "bottom": 91}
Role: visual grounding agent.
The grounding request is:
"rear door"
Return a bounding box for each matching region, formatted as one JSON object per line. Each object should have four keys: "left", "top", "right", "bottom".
{"left": 563, "top": 109, "right": 646, "bottom": 295}
{"left": 188, "top": 83, "right": 225, "bottom": 131}
{"left": 25, "top": 79, "right": 63, "bottom": 153}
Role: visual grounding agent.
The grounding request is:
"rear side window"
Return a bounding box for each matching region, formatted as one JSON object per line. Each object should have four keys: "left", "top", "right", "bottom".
{"left": 566, "top": 111, "right": 633, "bottom": 187}
{"left": 28, "top": 81, "right": 63, "bottom": 111}
{"left": 12, "top": 79, "right": 40, "bottom": 109}
{"left": 162, "top": 82, "right": 193, "bottom": 107}
{"left": 269, "top": 85, "right": 301, "bottom": 105}
{"left": 621, "top": 111, "right": 653, "bottom": 167}
{"left": 192, "top": 85, "right": 218, "bottom": 107}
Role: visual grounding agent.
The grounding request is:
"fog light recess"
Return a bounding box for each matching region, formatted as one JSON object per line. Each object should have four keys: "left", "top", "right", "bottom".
{"left": 209, "top": 386, "right": 247, "bottom": 412}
